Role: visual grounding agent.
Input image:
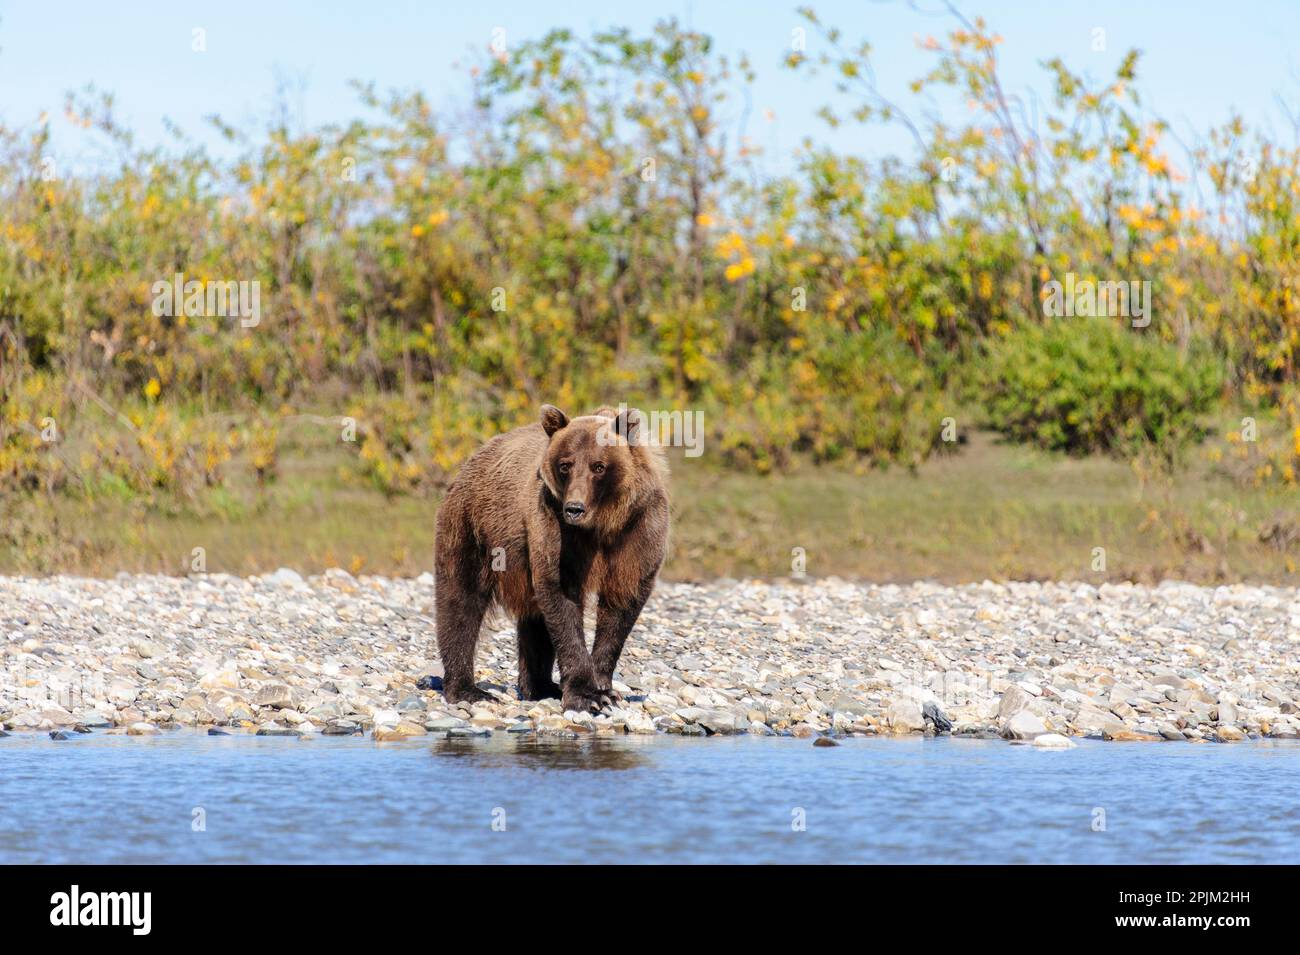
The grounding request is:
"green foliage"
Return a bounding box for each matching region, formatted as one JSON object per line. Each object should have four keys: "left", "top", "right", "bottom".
{"left": 2, "top": 8, "right": 1298, "bottom": 505}
{"left": 981, "top": 319, "right": 1222, "bottom": 457}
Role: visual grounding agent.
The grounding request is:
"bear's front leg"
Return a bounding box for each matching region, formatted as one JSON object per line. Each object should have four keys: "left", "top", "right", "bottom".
{"left": 532, "top": 580, "right": 605, "bottom": 713}
{"left": 591, "top": 577, "right": 654, "bottom": 696}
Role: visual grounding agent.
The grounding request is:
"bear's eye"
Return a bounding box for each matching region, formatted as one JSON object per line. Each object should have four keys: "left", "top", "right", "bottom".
{"left": 591, "top": 462, "right": 606, "bottom": 475}
{"left": 557, "top": 461, "right": 572, "bottom": 475}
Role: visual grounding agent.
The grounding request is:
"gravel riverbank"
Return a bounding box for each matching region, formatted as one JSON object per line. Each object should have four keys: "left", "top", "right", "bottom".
{"left": 3, "top": 572, "right": 1299, "bottom": 744}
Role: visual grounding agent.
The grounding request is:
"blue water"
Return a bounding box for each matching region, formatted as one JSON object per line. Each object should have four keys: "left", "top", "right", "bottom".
{"left": 3, "top": 732, "right": 1298, "bottom": 863}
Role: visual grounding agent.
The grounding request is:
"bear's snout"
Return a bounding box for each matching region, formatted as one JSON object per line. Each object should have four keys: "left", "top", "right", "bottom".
{"left": 562, "top": 500, "right": 588, "bottom": 523}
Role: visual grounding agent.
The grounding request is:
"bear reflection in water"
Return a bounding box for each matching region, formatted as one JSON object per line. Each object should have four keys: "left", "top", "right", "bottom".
{"left": 430, "top": 734, "right": 651, "bottom": 771}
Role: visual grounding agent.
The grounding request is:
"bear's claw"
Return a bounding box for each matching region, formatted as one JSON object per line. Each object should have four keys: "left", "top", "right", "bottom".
{"left": 444, "top": 683, "right": 495, "bottom": 705}
{"left": 562, "top": 690, "right": 610, "bottom": 715}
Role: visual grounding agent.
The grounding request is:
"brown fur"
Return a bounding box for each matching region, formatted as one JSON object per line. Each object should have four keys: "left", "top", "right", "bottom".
{"left": 434, "top": 404, "right": 669, "bottom": 712}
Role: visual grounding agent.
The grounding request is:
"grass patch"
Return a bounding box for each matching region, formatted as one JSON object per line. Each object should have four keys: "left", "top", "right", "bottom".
{"left": 2, "top": 430, "right": 1296, "bottom": 583}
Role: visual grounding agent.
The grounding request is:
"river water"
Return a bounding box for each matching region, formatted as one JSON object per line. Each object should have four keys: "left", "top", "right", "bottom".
{"left": 3, "top": 732, "right": 1296, "bottom": 863}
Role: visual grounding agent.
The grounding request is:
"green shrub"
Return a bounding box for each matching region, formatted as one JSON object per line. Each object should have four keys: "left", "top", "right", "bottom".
{"left": 715, "top": 329, "right": 943, "bottom": 473}
{"left": 981, "top": 318, "right": 1222, "bottom": 457}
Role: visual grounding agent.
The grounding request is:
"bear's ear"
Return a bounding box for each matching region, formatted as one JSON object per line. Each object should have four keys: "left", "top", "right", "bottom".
{"left": 540, "top": 404, "right": 569, "bottom": 437}
{"left": 612, "top": 407, "right": 642, "bottom": 445}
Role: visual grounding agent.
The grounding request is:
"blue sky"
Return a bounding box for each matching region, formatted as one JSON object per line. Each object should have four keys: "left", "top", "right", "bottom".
{"left": 2, "top": 0, "right": 1298, "bottom": 173}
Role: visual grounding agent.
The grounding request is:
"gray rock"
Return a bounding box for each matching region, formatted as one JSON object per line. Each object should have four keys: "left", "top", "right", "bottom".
{"left": 922, "top": 701, "right": 952, "bottom": 733}
{"left": 447, "top": 726, "right": 491, "bottom": 738}
{"left": 254, "top": 684, "right": 294, "bottom": 709}
{"left": 322, "top": 720, "right": 362, "bottom": 736}
{"left": 998, "top": 684, "right": 1032, "bottom": 720}
{"left": 425, "top": 715, "right": 467, "bottom": 731}
{"left": 1000, "top": 710, "right": 1048, "bottom": 740}
{"left": 885, "top": 698, "right": 925, "bottom": 734}
{"left": 697, "top": 709, "right": 745, "bottom": 735}
{"left": 255, "top": 725, "right": 301, "bottom": 737}
{"left": 308, "top": 701, "right": 346, "bottom": 721}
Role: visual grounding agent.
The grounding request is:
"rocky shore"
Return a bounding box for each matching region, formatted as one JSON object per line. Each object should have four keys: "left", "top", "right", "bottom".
{"left": 3, "top": 572, "right": 1299, "bottom": 745}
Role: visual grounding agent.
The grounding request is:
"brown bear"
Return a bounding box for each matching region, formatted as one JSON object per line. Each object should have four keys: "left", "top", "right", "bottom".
{"left": 434, "top": 404, "right": 669, "bottom": 713}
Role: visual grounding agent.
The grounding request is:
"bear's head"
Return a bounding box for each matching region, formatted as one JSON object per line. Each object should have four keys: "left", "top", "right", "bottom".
{"left": 538, "top": 404, "right": 658, "bottom": 531}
